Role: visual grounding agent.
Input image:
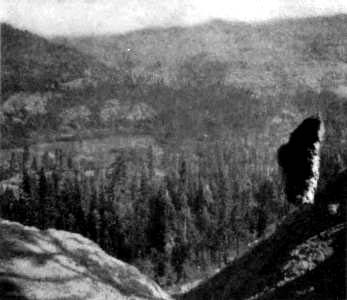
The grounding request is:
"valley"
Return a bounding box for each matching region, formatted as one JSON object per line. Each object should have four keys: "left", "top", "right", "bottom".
{"left": 0, "top": 12, "right": 346, "bottom": 298}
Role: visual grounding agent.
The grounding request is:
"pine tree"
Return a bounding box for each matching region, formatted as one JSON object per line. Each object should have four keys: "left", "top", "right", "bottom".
{"left": 44, "top": 181, "right": 59, "bottom": 229}
{"left": 131, "top": 171, "right": 150, "bottom": 258}
{"left": 146, "top": 146, "right": 155, "bottom": 180}
{"left": 108, "top": 204, "right": 126, "bottom": 259}
{"left": 67, "top": 155, "right": 74, "bottom": 169}
{"left": 255, "top": 209, "right": 268, "bottom": 238}
{"left": 0, "top": 189, "right": 16, "bottom": 220}
{"left": 253, "top": 179, "right": 274, "bottom": 238}
{"left": 148, "top": 184, "right": 174, "bottom": 254}
{"left": 107, "top": 150, "right": 128, "bottom": 205}
{"left": 54, "top": 148, "right": 63, "bottom": 169}
{"left": 72, "top": 172, "right": 86, "bottom": 234}
{"left": 9, "top": 152, "right": 18, "bottom": 173}
{"left": 178, "top": 156, "right": 188, "bottom": 193}
{"left": 229, "top": 205, "right": 245, "bottom": 258}
{"left": 41, "top": 151, "right": 50, "bottom": 169}
{"left": 38, "top": 167, "right": 48, "bottom": 229}
{"left": 215, "top": 165, "right": 232, "bottom": 264}
{"left": 22, "top": 145, "right": 30, "bottom": 170}
{"left": 101, "top": 209, "right": 114, "bottom": 253}
{"left": 66, "top": 212, "right": 76, "bottom": 232}
{"left": 148, "top": 193, "right": 166, "bottom": 254}
{"left": 87, "top": 196, "right": 101, "bottom": 243}
{"left": 171, "top": 236, "right": 188, "bottom": 283}
{"left": 18, "top": 168, "right": 37, "bottom": 225}
{"left": 194, "top": 177, "right": 212, "bottom": 264}
{"left": 109, "top": 151, "right": 127, "bottom": 185}
{"left": 56, "top": 187, "right": 67, "bottom": 230}
{"left": 31, "top": 156, "right": 38, "bottom": 172}
{"left": 140, "top": 164, "right": 153, "bottom": 201}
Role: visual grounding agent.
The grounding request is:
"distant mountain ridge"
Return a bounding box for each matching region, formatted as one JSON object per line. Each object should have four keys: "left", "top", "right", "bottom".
{"left": 3, "top": 15, "right": 347, "bottom": 98}
{"left": 56, "top": 14, "right": 347, "bottom": 96}
{"left": 1, "top": 23, "right": 118, "bottom": 98}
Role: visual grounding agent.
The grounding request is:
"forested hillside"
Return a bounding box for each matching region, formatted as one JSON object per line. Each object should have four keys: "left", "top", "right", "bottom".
{"left": 0, "top": 143, "right": 288, "bottom": 286}
{"left": 59, "top": 15, "right": 347, "bottom": 96}
{"left": 1, "top": 23, "right": 118, "bottom": 98}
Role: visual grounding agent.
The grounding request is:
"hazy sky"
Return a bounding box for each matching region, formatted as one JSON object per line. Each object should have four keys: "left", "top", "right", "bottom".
{"left": 1, "top": 0, "right": 347, "bottom": 36}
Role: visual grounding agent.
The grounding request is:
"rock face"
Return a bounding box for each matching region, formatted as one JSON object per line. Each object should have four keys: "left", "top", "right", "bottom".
{"left": 0, "top": 219, "right": 171, "bottom": 300}
{"left": 177, "top": 116, "right": 345, "bottom": 300}
{"left": 277, "top": 116, "right": 324, "bottom": 206}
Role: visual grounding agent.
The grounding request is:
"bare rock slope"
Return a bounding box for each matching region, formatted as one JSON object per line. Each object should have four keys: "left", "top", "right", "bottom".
{"left": 0, "top": 219, "right": 171, "bottom": 300}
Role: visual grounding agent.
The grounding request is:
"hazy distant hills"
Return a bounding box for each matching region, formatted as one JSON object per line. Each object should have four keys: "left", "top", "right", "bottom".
{"left": 1, "top": 23, "right": 118, "bottom": 98}
{"left": 57, "top": 15, "right": 347, "bottom": 96}
{"left": 3, "top": 15, "right": 347, "bottom": 98}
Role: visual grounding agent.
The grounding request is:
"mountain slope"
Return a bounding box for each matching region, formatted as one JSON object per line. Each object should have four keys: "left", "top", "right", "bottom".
{"left": 0, "top": 219, "right": 171, "bottom": 300}
{"left": 177, "top": 205, "right": 345, "bottom": 300}
{"left": 59, "top": 15, "right": 347, "bottom": 96}
{"left": 176, "top": 117, "right": 346, "bottom": 300}
{"left": 1, "top": 23, "right": 117, "bottom": 98}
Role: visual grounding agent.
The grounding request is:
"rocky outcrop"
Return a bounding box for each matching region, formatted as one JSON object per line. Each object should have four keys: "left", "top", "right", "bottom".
{"left": 177, "top": 116, "right": 345, "bottom": 300}
{"left": 278, "top": 116, "right": 324, "bottom": 206}
{"left": 0, "top": 219, "right": 171, "bottom": 300}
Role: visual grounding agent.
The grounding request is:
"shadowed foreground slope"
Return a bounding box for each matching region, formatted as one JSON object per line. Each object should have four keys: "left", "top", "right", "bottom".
{"left": 178, "top": 117, "right": 346, "bottom": 300}
{"left": 0, "top": 219, "right": 171, "bottom": 300}
{"left": 177, "top": 203, "right": 345, "bottom": 300}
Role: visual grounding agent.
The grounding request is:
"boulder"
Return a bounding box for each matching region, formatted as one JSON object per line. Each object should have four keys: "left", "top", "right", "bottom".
{"left": 0, "top": 219, "right": 171, "bottom": 300}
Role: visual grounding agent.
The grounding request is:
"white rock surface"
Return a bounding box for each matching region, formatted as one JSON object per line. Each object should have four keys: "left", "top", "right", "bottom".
{"left": 0, "top": 219, "right": 171, "bottom": 300}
